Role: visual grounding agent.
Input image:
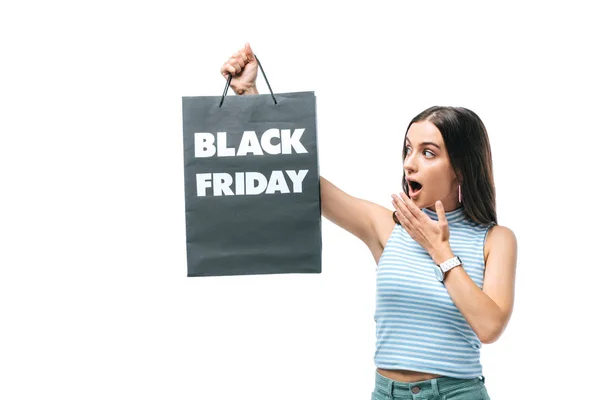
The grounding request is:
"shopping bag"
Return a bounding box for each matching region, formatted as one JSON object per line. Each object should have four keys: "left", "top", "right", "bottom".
{"left": 182, "top": 57, "right": 322, "bottom": 277}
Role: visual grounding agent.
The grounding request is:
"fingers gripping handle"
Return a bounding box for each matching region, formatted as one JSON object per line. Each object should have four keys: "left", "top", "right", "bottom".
{"left": 219, "top": 54, "right": 277, "bottom": 107}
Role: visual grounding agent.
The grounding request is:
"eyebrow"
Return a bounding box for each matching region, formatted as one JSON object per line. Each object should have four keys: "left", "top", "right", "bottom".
{"left": 405, "top": 137, "right": 441, "bottom": 150}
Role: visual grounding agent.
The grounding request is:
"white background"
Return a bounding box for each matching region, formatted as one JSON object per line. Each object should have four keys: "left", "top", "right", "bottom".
{"left": 1, "top": 1, "right": 599, "bottom": 399}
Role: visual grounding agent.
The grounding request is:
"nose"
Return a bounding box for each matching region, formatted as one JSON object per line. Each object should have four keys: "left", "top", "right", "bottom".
{"left": 403, "top": 149, "right": 417, "bottom": 173}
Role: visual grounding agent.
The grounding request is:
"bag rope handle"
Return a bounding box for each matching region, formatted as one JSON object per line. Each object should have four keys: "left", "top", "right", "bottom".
{"left": 219, "top": 54, "right": 277, "bottom": 107}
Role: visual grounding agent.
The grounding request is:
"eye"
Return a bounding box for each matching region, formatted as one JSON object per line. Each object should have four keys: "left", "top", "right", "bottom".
{"left": 405, "top": 146, "right": 435, "bottom": 158}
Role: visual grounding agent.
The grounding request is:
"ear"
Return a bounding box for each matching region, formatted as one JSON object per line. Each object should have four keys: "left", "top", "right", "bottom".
{"left": 453, "top": 169, "right": 463, "bottom": 183}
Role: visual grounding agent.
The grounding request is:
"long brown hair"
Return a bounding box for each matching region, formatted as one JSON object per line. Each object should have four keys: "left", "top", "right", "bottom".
{"left": 401, "top": 106, "right": 497, "bottom": 226}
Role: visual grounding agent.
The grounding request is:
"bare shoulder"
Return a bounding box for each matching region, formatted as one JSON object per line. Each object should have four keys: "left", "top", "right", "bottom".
{"left": 484, "top": 224, "right": 517, "bottom": 264}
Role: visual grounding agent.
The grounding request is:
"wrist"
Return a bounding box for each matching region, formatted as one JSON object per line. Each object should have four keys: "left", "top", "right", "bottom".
{"left": 430, "top": 244, "right": 454, "bottom": 265}
{"left": 243, "top": 85, "right": 258, "bottom": 95}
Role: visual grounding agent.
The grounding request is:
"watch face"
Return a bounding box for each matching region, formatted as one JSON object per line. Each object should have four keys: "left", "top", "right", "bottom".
{"left": 434, "top": 266, "right": 444, "bottom": 281}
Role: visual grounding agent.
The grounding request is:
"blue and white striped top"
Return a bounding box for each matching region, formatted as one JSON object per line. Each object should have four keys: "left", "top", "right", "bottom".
{"left": 374, "top": 205, "right": 494, "bottom": 378}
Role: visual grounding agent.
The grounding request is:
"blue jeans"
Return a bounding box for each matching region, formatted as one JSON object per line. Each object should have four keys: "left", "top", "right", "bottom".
{"left": 372, "top": 370, "right": 491, "bottom": 399}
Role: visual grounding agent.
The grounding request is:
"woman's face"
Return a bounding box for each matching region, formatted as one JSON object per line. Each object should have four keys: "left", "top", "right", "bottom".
{"left": 403, "top": 120, "right": 461, "bottom": 211}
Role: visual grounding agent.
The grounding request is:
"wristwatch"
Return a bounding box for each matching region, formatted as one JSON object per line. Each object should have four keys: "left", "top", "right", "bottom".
{"left": 434, "top": 256, "right": 462, "bottom": 282}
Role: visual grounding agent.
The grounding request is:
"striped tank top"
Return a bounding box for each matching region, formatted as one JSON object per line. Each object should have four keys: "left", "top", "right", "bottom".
{"left": 374, "top": 205, "right": 494, "bottom": 378}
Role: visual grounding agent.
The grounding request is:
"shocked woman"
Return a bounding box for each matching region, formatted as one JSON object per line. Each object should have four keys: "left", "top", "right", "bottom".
{"left": 221, "top": 43, "right": 517, "bottom": 400}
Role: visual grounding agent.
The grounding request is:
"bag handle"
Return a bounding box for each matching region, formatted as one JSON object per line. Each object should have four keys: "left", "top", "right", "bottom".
{"left": 219, "top": 54, "right": 278, "bottom": 107}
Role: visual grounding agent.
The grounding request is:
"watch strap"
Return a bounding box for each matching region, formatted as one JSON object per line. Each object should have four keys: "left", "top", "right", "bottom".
{"left": 439, "top": 256, "right": 462, "bottom": 273}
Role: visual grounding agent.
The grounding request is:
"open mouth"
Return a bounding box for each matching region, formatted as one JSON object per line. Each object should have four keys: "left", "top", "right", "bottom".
{"left": 407, "top": 179, "right": 423, "bottom": 197}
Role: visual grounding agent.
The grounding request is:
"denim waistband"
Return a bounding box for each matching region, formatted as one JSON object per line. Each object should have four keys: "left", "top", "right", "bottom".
{"left": 375, "top": 370, "right": 485, "bottom": 398}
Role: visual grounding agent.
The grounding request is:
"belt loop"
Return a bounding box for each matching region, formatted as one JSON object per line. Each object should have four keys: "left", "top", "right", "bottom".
{"left": 480, "top": 375, "right": 486, "bottom": 384}
{"left": 431, "top": 379, "right": 439, "bottom": 397}
{"left": 387, "top": 378, "right": 394, "bottom": 399}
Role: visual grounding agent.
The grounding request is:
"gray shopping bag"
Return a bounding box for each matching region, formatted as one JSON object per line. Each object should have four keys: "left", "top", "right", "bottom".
{"left": 182, "top": 59, "right": 321, "bottom": 277}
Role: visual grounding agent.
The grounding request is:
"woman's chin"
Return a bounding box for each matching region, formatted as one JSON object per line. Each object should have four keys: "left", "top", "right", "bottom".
{"left": 410, "top": 195, "right": 431, "bottom": 209}
{"left": 409, "top": 193, "right": 421, "bottom": 203}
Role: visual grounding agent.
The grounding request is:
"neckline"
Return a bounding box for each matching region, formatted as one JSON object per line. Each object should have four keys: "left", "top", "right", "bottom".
{"left": 421, "top": 206, "right": 467, "bottom": 224}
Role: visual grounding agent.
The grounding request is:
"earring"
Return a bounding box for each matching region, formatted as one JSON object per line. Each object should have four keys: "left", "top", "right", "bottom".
{"left": 458, "top": 184, "right": 462, "bottom": 203}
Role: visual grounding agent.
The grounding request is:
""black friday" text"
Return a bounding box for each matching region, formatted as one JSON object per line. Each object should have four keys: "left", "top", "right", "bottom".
{"left": 194, "top": 129, "right": 310, "bottom": 196}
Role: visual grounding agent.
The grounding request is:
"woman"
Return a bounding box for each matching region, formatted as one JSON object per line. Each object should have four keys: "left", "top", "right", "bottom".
{"left": 220, "top": 43, "right": 517, "bottom": 400}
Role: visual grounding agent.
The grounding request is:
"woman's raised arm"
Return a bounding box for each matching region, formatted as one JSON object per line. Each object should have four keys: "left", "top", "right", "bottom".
{"left": 221, "top": 44, "right": 395, "bottom": 255}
